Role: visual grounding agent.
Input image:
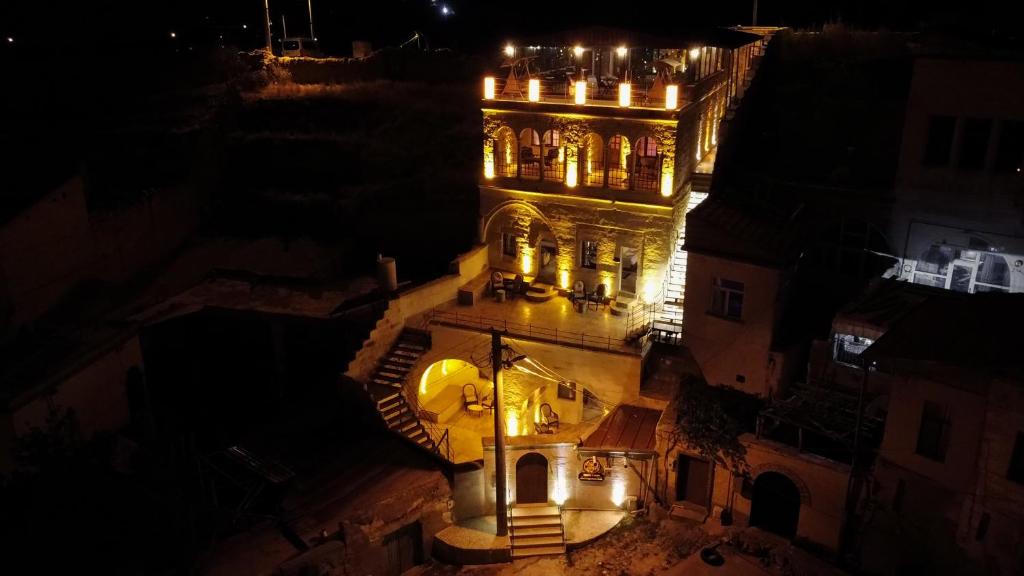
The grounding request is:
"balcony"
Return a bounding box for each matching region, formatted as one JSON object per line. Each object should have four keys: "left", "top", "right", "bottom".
{"left": 483, "top": 76, "right": 683, "bottom": 113}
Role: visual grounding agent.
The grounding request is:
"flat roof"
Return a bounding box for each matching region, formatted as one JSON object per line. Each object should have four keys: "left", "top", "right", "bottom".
{"left": 509, "top": 26, "right": 763, "bottom": 50}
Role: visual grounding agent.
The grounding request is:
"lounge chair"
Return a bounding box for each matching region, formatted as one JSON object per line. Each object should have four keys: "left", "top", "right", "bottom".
{"left": 490, "top": 271, "right": 504, "bottom": 295}
{"left": 540, "top": 403, "right": 559, "bottom": 430}
{"left": 587, "top": 283, "right": 607, "bottom": 310}
{"left": 572, "top": 280, "right": 586, "bottom": 306}
{"left": 463, "top": 383, "right": 479, "bottom": 411}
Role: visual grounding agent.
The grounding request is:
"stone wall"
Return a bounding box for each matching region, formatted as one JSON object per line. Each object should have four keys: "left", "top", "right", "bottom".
{"left": 480, "top": 187, "right": 674, "bottom": 300}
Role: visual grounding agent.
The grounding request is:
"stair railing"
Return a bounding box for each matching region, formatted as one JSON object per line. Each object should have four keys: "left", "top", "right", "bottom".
{"left": 400, "top": 385, "right": 455, "bottom": 462}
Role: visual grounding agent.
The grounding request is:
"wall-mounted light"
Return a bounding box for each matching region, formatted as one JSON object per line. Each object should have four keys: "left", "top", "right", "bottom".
{"left": 665, "top": 84, "right": 679, "bottom": 109}
{"left": 618, "top": 83, "right": 631, "bottom": 107}
{"left": 573, "top": 45, "right": 583, "bottom": 58}
{"left": 504, "top": 44, "right": 515, "bottom": 58}
{"left": 689, "top": 47, "right": 701, "bottom": 60}
{"left": 616, "top": 45, "right": 627, "bottom": 58}
{"left": 574, "top": 80, "right": 586, "bottom": 105}
{"left": 528, "top": 78, "right": 540, "bottom": 102}
{"left": 483, "top": 76, "right": 495, "bottom": 100}
{"left": 611, "top": 480, "right": 626, "bottom": 507}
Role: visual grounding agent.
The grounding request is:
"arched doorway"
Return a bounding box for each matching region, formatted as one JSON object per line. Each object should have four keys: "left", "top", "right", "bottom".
{"left": 749, "top": 472, "right": 801, "bottom": 538}
{"left": 515, "top": 452, "right": 548, "bottom": 504}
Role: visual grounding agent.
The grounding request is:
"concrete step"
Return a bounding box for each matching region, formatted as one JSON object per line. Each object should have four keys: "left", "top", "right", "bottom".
{"left": 391, "top": 349, "right": 421, "bottom": 359}
{"left": 374, "top": 392, "right": 400, "bottom": 406}
{"left": 510, "top": 526, "right": 563, "bottom": 537}
{"left": 380, "top": 363, "right": 411, "bottom": 373}
{"left": 511, "top": 504, "right": 560, "bottom": 517}
{"left": 511, "top": 545, "right": 565, "bottom": 558}
{"left": 395, "top": 419, "right": 420, "bottom": 434}
{"left": 396, "top": 342, "right": 427, "bottom": 352}
{"left": 512, "top": 535, "right": 564, "bottom": 548}
{"left": 385, "top": 355, "right": 417, "bottom": 366}
{"left": 382, "top": 406, "right": 409, "bottom": 421}
{"left": 376, "top": 371, "right": 406, "bottom": 381}
{"left": 372, "top": 379, "right": 402, "bottom": 388}
{"left": 510, "top": 516, "right": 562, "bottom": 528}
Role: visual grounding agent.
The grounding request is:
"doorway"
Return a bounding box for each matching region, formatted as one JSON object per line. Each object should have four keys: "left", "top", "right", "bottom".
{"left": 538, "top": 241, "right": 557, "bottom": 285}
{"left": 383, "top": 521, "right": 422, "bottom": 576}
{"left": 516, "top": 452, "right": 549, "bottom": 504}
{"left": 675, "top": 454, "right": 710, "bottom": 506}
{"left": 619, "top": 246, "right": 638, "bottom": 296}
{"left": 749, "top": 472, "right": 801, "bottom": 538}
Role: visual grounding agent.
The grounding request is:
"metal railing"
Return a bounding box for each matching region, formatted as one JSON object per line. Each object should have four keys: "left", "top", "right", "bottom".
{"left": 400, "top": 384, "right": 455, "bottom": 462}
{"left": 428, "top": 308, "right": 642, "bottom": 354}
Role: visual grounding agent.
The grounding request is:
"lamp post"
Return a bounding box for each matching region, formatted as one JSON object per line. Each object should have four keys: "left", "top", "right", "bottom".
{"left": 262, "top": 0, "right": 273, "bottom": 53}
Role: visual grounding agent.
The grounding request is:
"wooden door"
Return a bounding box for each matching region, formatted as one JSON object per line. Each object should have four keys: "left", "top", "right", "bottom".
{"left": 516, "top": 452, "right": 549, "bottom": 504}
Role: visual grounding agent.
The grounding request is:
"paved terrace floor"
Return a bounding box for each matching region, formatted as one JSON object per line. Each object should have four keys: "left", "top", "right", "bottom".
{"left": 418, "top": 291, "right": 642, "bottom": 355}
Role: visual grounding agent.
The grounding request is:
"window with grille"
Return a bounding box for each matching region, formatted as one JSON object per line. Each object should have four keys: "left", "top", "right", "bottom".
{"left": 711, "top": 278, "right": 744, "bottom": 320}
{"left": 501, "top": 233, "right": 518, "bottom": 257}
{"left": 580, "top": 239, "right": 598, "bottom": 270}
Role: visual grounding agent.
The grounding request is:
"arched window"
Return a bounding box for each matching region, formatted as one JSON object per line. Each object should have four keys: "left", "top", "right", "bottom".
{"left": 633, "top": 136, "right": 660, "bottom": 192}
{"left": 519, "top": 129, "right": 541, "bottom": 179}
{"left": 607, "top": 134, "right": 631, "bottom": 190}
{"left": 581, "top": 133, "right": 604, "bottom": 187}
{"left": 494, "top": 126, "right": 517, "bottom": 178}
{"left": 542, "top": 129, "right": 564, "bottom": 182}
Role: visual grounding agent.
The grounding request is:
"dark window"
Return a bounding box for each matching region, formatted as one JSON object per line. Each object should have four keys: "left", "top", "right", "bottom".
{"left": 923, "top": 115, "right": 956, "bottom": 166}
{"left": 1008, "top": 431, "right": 1024, "bottom": 484}
{"left": 975, "top": 254, "right": 1010, "bottom": 290}
{"left": 501, "top": 233, "right": 517, "bottom": 257}
{"left": 580, "top": 239, "right": 598, "bottom": 269}
{"left": 557, "top": 380, "right": 576, "bottom": 400}
{"left": 834, "top": 334, "right": 874, "bottom": 367}
{"left": 995, "top": 120, "right": 1024, "bottom": 173}
{"left": 711, "top": 278, "right": 744, "bottom": 320}
{"left": 892, "top": 478, "right": 906, "bottom": 512}
{"left": 916, "top": 400, "right": 951, "bottom": 462}
{"left": 959, "top": 118, "right": 992, "bottom": 170}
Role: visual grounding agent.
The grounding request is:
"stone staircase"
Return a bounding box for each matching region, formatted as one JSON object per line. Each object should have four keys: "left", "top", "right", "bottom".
{"left": 364, "top": 329, "right": 450, "bottom": 458}
{"left": 690, "top": 171, "right": 713, "bottom": 193}
{"left": 655, "top": 189, "right": 710, "bottom": 341}
{"left": 523, "top": 282, "right": 558, "bottom": 303}
{"left": 509, "top": 504, "right": 566, "bottom": 558}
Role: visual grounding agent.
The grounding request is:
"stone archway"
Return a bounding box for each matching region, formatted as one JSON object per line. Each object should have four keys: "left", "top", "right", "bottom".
{"left": 482, "top": 201, "right": 560, "bottom": 282}
{"left": 515, "top": 452, "right": 549, "bottom": 504}
{"left": 749, "top": 471, "right": 801, "bottom": 538}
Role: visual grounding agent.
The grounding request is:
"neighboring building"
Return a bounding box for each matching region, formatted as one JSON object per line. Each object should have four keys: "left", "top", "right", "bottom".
{"left": 680, "top": 194, "right": 804, "bottom": 397}
{"left": 478, "top": 26, "right": 768, "bottom": 339}
{"left": 860, "top": 292, "right": 1024, "bottom": 575}
{"left": 889, "top": 50, "right": 1024, "bottom": 295}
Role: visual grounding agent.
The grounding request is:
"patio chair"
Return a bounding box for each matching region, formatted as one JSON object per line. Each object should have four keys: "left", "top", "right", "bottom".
{"left": 587, "top": 283, "right": 607, "bottom": 310}
{"left": 490, "top": 271, "right": 504, "bottom": 295}
{"left": 512, "top": 274, "right": 526, "bottom": 297}
{"left": 540, "top": 403, "right": 559, "bottom": 430}
{"left": 572, "top": 280, "right": 586, "bottom": 305}
{"left": 463, "top": 383, "right": 479, "bottom": 411}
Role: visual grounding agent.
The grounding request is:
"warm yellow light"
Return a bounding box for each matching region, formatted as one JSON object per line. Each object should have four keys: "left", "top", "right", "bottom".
{"left": 483, "top": 76, "right": 495, "bottom": 99}
{"left": 559, "top": 270, "right": 570, "bottom": 290}
{"left": 528, "top": 78, "right": 540, "bottom": 102}
{"left": 484, "top": 140, "right": 495, "bottom": 179}
{"left": 553, "top": 473, "right": 568, "bottom": 505}
{"left": 573, "top": 45, "right": 583, "bottom": 57}
{"left": 574, "top": 80, "right": 586, "bottom": 105}
{"left": 665, "top": 84, "right": 679, "bottom": 109}
{"left": 521, "top": 251, "right": 533, "bottom": 275}
{"left": 618, "top": 83, "right": 631, "bottom": 107}
{"left": 419, "top": 363, "right": 434, "bottom": 395}
{"left": 611, "top": 480, "right": 626, "bottom": 507}
{"left": 566, "top": 159, "right": 578, "bottom": 187}
{"left": 643, "top": 279, "right": 658, "bottom": 304}
{"left": 689, "top": 47, "right": 701, "bottom": 60}
{"left": 616, "top": 45, "right": 627, "bottom": 58}
{"left": 504, "top": 44, "right": 515, "bottom": 57}
{"left": 506, "top": 409, "right": 519, "bottom": 437}
{"left": 660, "top": 172, "right": 673, "bottom": 197}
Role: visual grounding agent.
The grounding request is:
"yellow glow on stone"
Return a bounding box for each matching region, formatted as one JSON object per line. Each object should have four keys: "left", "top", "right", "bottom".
{"left": 559, "top": 270, "right": 570, "bottom": 289}
{"left": 528, "top": 79, "right": 540, "bottom": 102}
{"left": 574, "top": 80, "right": 586, "bottom": 105}
{"left": 665, "top": 84, "right": 678, "bottom": 109}
{"left": 483, "top": 76, "right": 495, "bottom": 100}
{"left": 553, "top": 473, "right": 568, "bottom": 505}
{"left": 643, "top": 279, "right": 658, "bottom": 303}
{"left": 483, "top": 140, "right": 495, "bottom": 179}
{"left": 506, "top": 409, "right": 519, "bottom": 437}
{"left": 521, "top": 249, "right": 533, "bottom": 275}
{"left": 565, "top": 145, "right": 578, "bottom": 187}
{"left": 611, "top": 479, "right": 626, "bottom": 506}
{"left": 660, "top": 171, "right": 673, "bottom": 197}
{"left": 419, "top": 362, "right": 434, "bottom": 395}
{"left": 618, "top": 83, "right": 631, "bottom": 107}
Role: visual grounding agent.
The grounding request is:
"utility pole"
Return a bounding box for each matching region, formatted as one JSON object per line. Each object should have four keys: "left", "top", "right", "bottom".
{"left": 752, "top": 0, "right": 759, "bottom": 26}
{"left": 262, "top": 0, "right": 273, "bottom": 53}
{"left": 307, "top": 0, "right": 316, "bottom": 39}
{"left": 492, "top": 329, "right": 508, "bottom": 536}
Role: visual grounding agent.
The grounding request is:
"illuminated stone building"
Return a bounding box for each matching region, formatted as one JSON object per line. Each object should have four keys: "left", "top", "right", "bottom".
{"left": 478, "top": 27, "right": 768, "bottom": 336}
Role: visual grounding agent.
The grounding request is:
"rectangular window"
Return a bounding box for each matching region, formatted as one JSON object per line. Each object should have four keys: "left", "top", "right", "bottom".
{"left": 959, "top": 118, "right": 992, "bottom": 170}
{"left": 711, "top": 278, "right": 744, "bottom": 320}
{"left": 833, "top": 334, "right": 874, "bottom": 367}
{"left": 915, "top": 400, "right": 951, "bottom": 462}
{"left": 923, "top": 115, "right": 956, "bottom": 167}
{"left": 995, "top": 120, "right": 1024, "bottom": 173}
{"left": 1008, "top": 431, "right": 1024, "bottom": 484}
{"left": 580, "top": 239, "right": 598, "bottom": 269}
{"left": 501, "top": 233, "right": 517, "bottom": 258}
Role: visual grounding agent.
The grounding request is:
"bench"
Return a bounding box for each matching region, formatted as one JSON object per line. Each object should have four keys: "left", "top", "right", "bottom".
{"left": 458, "top": 270, "right": 492, "bottom": 306}
{"left": 420, "top": 385, "right": 465, "bottom": 423}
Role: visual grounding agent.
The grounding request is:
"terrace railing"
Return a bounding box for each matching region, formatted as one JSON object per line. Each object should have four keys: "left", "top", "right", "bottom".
{"left": 484, "top": 77, "right": 680, "bottom": 110}
{"left": 427, "top": 308, "right": 643, "bottom": 355}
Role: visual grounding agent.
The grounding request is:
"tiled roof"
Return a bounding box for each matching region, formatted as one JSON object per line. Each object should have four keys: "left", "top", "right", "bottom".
{"left": 581, "top": 404, "right": 662, "bottom": 452}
